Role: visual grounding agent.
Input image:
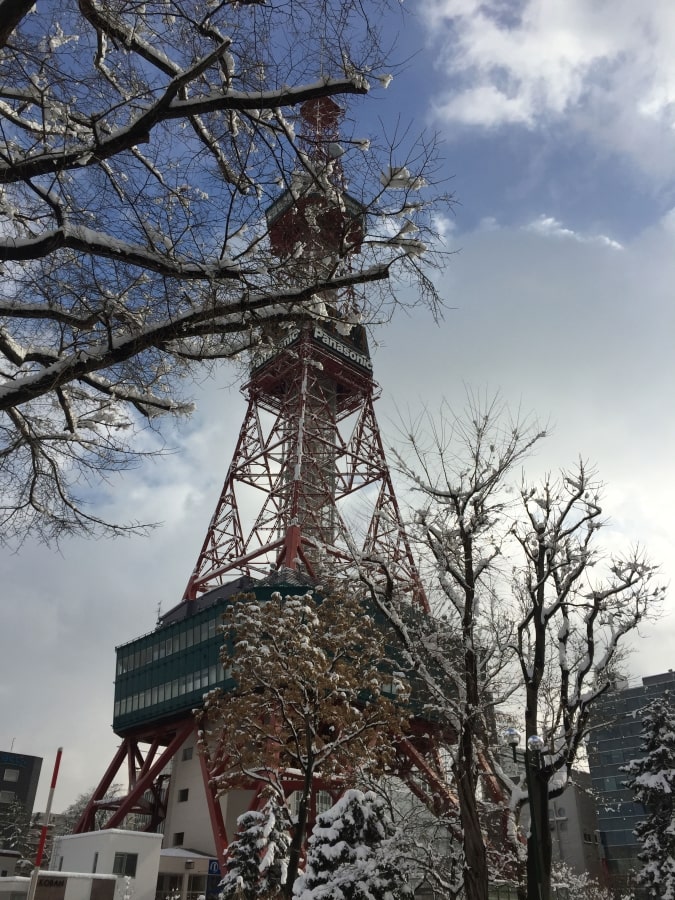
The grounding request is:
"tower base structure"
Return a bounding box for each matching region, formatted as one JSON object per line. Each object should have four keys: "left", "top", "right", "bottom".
{"left": 77, "top": 572, "right": 460, "bottom": 869}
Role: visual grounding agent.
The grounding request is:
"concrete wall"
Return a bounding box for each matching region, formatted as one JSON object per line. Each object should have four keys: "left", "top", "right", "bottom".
{"left": 162, "top": 736, "right": 253, "bottom": 856}
{"left": 0, "top": 872, "right": 116, "bottom": 900}
{"left": 0, "top": 850, "right": 21, "bottom": 877}
{"left": 50, "top": 831, "right": 162, "bottom": 900}
{"left": 163, "top": 739, "right": 215, "bottom": 855}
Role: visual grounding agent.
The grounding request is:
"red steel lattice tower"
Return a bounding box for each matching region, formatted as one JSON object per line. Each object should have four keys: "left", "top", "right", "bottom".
{"left": 183, "top": 97, "right": 423, "bottom": 605}
{"left": 75, "top": 99, "right": 460, "bottom": 866}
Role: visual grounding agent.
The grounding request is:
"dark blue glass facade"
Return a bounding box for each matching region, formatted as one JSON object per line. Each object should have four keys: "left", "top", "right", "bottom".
{"left": 587, "top": 671, "right": 675, "bottom": 896}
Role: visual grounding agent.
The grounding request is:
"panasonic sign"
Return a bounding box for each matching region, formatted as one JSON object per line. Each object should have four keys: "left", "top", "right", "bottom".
{"left": 313, "top": 326, "right": 372, "bottom": 370}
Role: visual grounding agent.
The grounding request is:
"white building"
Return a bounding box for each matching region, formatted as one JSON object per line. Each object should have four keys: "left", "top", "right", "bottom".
{"left": 51, "top": 830, "right": 162, "bottom": 900}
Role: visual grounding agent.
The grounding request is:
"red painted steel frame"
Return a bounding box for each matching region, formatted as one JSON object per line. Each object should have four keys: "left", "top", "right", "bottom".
{"left": 182, "top": 324, "right": 427, "bottom": 611}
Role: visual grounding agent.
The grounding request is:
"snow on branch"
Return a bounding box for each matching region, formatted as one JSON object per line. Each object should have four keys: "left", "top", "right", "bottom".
{"left": 0, "top": 0, "right": 448, "bottom": 542}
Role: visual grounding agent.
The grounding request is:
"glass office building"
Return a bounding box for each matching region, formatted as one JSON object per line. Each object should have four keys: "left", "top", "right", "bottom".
{"left": 586, "top": 670, "right": 675, "bottom": 896}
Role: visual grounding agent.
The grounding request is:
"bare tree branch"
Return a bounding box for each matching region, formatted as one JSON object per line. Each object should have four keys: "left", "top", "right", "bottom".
{"left": 0, "top": 0, "right": 452, "bottom": 542}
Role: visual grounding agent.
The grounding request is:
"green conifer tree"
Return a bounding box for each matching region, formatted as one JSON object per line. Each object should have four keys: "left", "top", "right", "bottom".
{"left": 623, "top": 695, "right": 675, "bottom": 900}
{"left": 220, "top": 799, "right": 290, "bottom": 900}
{"left": 293, "top": 790, "right": 412, "bottom": 900}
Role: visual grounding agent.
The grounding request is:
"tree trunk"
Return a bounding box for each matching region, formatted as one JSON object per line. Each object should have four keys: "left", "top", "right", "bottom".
{"left": 524, "top": 742, "right": 552, "bottom": 900}
{"left": 456, "top": 531, "right": 489, "bottom": 900}
{"left": 455, "top": 724, "right": 489, "bottom": 900}
{"left": 284, "top": 769, "right": 312, "bottom": 898}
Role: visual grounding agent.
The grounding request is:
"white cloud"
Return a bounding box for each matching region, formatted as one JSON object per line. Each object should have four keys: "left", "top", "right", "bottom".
{"left": 431, "top": 212, "right": 457, "bottom": 243}
{"left": 659, "top": 207, "right": 675, "bottom": 235}
{"left": 423, "top": 0, "right": 675, "bottom": 173}
{"left": 523, "top": 213, "right": 623, "bottom": 249}
{"left": 377, "top": 207, "right": 675, "bottom": 680}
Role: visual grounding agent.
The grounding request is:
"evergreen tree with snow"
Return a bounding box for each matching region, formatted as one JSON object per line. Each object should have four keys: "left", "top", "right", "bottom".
{"left": 0, "top": 798, "right": 32, "bottom": 858}
{"left": 622, "top": 694, "right": 675, "bottom": 900}
{"left": 220, "top": 798, "right": 290, "bottom": 900}
{"left": 550, "top": 862, "right": 615, "bottom": 900}
{"left": 293, "top": 789, "right": 412, "bottom": 900}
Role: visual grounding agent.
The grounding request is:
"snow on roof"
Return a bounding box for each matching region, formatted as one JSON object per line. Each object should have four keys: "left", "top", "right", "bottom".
{"left": 160, "top": 848, "right": 214, "bottom": 859}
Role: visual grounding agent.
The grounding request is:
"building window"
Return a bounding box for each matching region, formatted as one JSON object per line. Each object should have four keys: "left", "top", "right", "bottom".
{"left": 0, "top": 790, "right": 15, "bottom": 804}
{"left": 112, "top": 853, "right": 138, "bottom": 878}
{"left": 287, "top": 791, "right": 301, "bottom": 819}
{"left": 173, "top": 832, "right": 184, "bottom": 847}
{"left": 316, "top": 791, "right": 333, "bottom": 816}
{"left": 178, "top": 789, "right": 189, "bottom": 803}
{"left": 3, "top": 769, "right": 19, "bottom": 783}
{"left": 182, "top": 747, "right": 193, "bottom": 762}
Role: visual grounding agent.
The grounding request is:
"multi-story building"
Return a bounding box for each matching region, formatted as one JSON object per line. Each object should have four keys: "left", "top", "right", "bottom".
{"left": 501, "top": 750, "right": 603, "bottom": 883}
{"left": 586, "top": 669, "right": 675, "bottom": 895}
{"left": 547, "top": 770, "right": 604, "bottom": 881}
{"left": 0, "top": 750, "right": 42, "bottom": 818}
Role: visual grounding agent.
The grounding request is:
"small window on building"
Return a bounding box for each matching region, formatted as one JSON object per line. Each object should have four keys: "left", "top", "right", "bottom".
{"left": 112, "top": 852, "right": 138, "bottom": 878}
{"left": 178, "top": 788, "right": 189, "bottom": 803}
{"left": 3, "top": 769, "right": 19, "bottom": 783}
{"left": 316, "top": 791, "right": 333, "bottom": 816}
{"left": 182, "top": 747, "right": 193, "bottom": 762}
{"left": 173, "top": 832, "right": 184, "bottom": 847}
{"left": 288, "top": 791, "right": 301, "bottom": 819}
{"left": 0, "top": 790, "right": 15, "bottom": 803}
{"left": 92, "top": 852, "right": 98, "bottom": 874}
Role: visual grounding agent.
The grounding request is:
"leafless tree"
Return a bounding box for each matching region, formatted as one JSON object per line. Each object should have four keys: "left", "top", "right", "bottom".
{"left": 362, "top": 394, "right": 664, "bottom": 900}
{"left": 0, "top": 0, "right": 448, "bottom": 543}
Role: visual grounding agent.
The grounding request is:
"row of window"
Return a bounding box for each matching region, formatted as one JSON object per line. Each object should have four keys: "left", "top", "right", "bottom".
{"left": 596, "top": 775, "right": 629, "bottom": 793}
{"left": 168, "top": 789, "right": 335, "bottom": 849}
{"left": 596, "top": 748, "right": 634, "bottom": 766}
{"left": 114, "top": 665, "right": 231, "bottom": 718}
{"left": 57, "top": 852, "right": 137, "bottom": 877}
{"left": 603, "top": 829, "right": 640, "bottom": 847}
{"left": 156, "top": 872, "right": 208, "bottom": 900}
{"left": 596, "top": 801, "right": 645, "bottom": 819}
{"left": 116, "top": 618, "right": 222, "bottom": 675}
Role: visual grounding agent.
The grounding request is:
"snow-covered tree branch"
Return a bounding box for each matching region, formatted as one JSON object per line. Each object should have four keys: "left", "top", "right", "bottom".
{"left": 0, "top": 0, "right": 449, "bottom": 542}
{"left": 196, "top": 587, "right": 409, "bottom": 898}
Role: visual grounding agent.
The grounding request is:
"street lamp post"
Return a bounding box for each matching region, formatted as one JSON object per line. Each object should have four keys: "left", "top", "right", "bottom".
{"left": 503, "top": 730, "right": 548, "bottom": 900}
{"left": 525, "top": 735, "right": 547, "bottom": 900}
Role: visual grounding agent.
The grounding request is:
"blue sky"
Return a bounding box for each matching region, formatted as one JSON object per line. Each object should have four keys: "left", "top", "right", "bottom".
{"left": 3, "top": 0, "right": 675, "bottom": 810}
{"left": 386, "top": 0, "right": 675, "bottom": 240}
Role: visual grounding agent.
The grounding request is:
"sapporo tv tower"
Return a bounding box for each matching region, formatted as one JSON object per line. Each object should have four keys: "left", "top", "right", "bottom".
{"left": 76, "top": 98, "right": 457, "bottom": 864}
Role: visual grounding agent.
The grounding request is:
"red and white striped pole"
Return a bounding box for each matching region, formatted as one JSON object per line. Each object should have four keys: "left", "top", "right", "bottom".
{"left": 35, "top": 747, "right": 62, "bottom": 867}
